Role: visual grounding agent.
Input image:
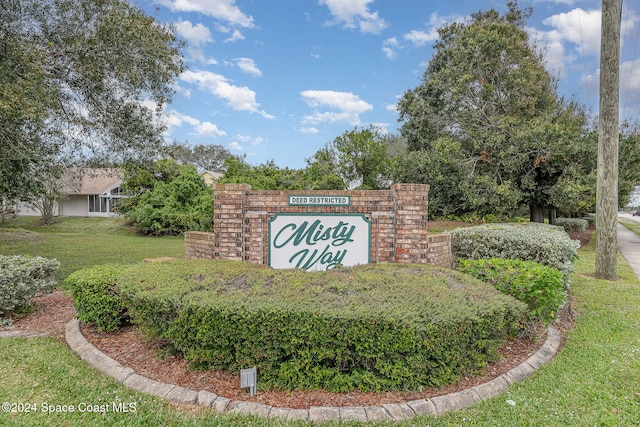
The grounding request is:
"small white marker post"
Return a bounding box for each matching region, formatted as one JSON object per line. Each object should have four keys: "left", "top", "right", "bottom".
{"left": 240, "top": 366, "right": 257, "bottom": 396}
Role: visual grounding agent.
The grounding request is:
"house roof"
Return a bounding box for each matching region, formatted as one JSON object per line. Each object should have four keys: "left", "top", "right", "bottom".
{"left": 201, "top": 170, "right": 223, "bottom": 179}
{"left": 63, "top": 168, "right": 123, "bottom": 195}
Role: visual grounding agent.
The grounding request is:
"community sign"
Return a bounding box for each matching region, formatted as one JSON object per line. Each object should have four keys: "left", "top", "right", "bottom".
{"left": 268, "top": 213, "right": 371, "bottom": 271}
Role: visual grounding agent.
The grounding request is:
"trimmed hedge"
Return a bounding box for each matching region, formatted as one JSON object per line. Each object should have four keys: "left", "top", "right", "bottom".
{"left": 447, "top": 223, "right": 580, "bottom": 277}
{"left": 457, "top": 258, "right": 566, "bottom": 325}
{"left": 555, "top": 218, "right": 589, "bottom": 233}
{"left": 65, "top": 264, "right": 132, "bottom": 332}
{"left": 0, "top": 255, "right": 59, "bottom": 323}
{"left": 70, "top": 260, "right": 527, "bottom": 392}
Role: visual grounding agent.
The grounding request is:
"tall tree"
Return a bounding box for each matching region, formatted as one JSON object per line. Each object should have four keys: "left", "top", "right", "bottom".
{"left": 167, "top": 143, "right": 232, "bottom": 173}
{"left": 328, "top": 125, "right": 391, "bottom": 190}
{"left": 1, "top": 0, "right": 184, "bottom": 203}
{"left": 396, "top": 1, "right": 588, "bottom": 221}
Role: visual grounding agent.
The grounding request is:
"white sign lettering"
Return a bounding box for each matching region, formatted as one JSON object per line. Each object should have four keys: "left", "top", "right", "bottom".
{"left": 268, "top": 214, "right": 371, "bottom": 271}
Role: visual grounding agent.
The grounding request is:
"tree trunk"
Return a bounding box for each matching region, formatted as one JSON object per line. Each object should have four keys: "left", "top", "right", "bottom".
{"left": 549, "top": 207, "right": 557, "bottom": 225}
{"left": 530, "top": 204, "right": 544, "bottom": 223}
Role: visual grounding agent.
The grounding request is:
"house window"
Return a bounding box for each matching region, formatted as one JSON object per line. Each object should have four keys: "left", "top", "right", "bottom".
{"left": 89, "top": 195, "right": 108, "bottom": 213}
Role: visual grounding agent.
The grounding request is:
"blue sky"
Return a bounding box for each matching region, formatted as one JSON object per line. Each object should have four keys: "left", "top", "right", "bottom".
{"left": 139, "top": 0, "right": 640, "bottom": 169}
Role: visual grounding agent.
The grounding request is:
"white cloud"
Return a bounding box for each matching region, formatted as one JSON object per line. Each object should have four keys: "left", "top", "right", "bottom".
{"left": 165, "top": 110, "right": 200, "bottom": 131}
{"left": 385, "top": 103, "right": 397, "bottom": 112}
{"left": 542, "top": 8, "right": 601, "bottom": 56}
{"left": 319, "top": 0, "right": 388, "bottom": 34}
{"left": 382, "top": 37, "right": 400, "bottom": 60}
{"left": 180, "top": 70, "right": 274, "bottom": 118}
{"left": 228, "top": 141, "right": 243, "bottom": 151}
{"left": 235, "top": 58, "right": 262, "bottom": 77}
{"left": 404, "top": 13, "right": 463, "bottom": 47}
{"left": 403, "top": 29, "right": 437, "bottom": 47}
{"left": 533, "top": 0, "right": 578, "bottom": 5}
{"left": 620, "top": 59, "right": 640, "bottom": 119}
{"left": 175, "top": 20, "right": 212, "bottom": 45}
{"left": 163, "top": 110, "right": 227, "bottom": 139}
{"left": 196, "top": 121, "right": 227, "bottom": 137}
{"left": 299, "top": 127, "right": 319, "bottom": 134}
{"left": 300, "top": 90, "right": 373, "bottom": 125}
{"left": 224, "top": 28, "right": 245, "bottom": 43}
{"left": 579, "top": 58, "right": 640, "bottom": 120}
{"left": 158, "top": 0, "right": 254, "bottom": 28}
{"left": 532, "top": 8, "right": 600, "bottom": 78}
{"left": 175, "top": 20, "right": 213, "bottom": 61}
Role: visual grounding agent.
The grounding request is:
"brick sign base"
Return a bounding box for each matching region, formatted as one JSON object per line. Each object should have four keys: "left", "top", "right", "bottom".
{"left": 185, "top": 183, "right": 451, "bottom": 268}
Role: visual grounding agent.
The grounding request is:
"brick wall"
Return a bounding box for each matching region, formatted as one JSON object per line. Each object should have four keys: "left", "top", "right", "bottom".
{"left": 185, "top": 183, "right": 452, "bottom": 268}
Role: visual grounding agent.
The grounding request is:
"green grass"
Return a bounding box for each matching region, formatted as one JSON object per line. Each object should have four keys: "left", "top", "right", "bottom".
{"left": 0, "top": 217, "right": 185, "bottom": 283}
{"left": 2, "top": 221, "right": 640, "bottom": 425}
{"left": 619, "top": 217, "right": 640, "bottom": 236}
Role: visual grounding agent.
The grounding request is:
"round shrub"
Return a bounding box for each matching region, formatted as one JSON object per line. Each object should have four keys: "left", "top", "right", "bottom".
{"left": 555, "top": 218, "right": 589, "bottom": 233}
{"left": 447, "top": 223, "right": 580, "bottom": 277}
{"left": 457, "top": 258, "right": 566, "bottom": 325}
{"left": 0, "top": 255, "right": 59, "bottom": 323}
{"left": 65, "top": 264, "right": 131, "bottom": 332}
{"left": 113, "top": 260, "right": 527, "bottom": 392}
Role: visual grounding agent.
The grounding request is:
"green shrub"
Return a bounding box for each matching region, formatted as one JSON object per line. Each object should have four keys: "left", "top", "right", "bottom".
{"left": 555, "top": 218, "right": 589, "bottom": 233}
{"left": 117, "top": 161, "right": 214, "bottom": 235}
{"left": 65, "top": 264, "right": 131, "bottom": 332}
{"left": 0, "top": 255, "right": 59, "bottom": 323}
{"left": 447, "top": 223, "right": 580, "bottom": 277}
{"left": 458, "top": 258, "right": 566, "bottom": 325}
{"left": 115, "top": 260, "right": 527, "bottom": 392}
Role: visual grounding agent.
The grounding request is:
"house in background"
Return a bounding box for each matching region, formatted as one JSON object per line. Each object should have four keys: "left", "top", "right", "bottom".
{"left": 200, "top": 170, "right": 223, "bottom": 187}
{"left": 13, "top": 168, "right": 126, "bottom": 218}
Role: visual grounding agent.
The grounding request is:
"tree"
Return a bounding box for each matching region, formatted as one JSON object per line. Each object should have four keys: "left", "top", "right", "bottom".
{"left": 117, "top": 160, "right": 214, "bottom": 235}
{"left": 618, "top": 121, "right": 640, "bottom": 207}
{"left": 1, "top": 0, "right": 185, "bottom": 204}
{"left": 167, "top": 143, "right": 232, "bottom": 173}
{"left": 326, "top": 125, "right": 391, "bottom": 190}
{"left": 396, "top": 1, "right": 589, "bottom": 221}
{"left": 219, "top": 156, "right": 307, "bottom": 190}
{"left": 300, "top": 147, "right": 346, "bottom": 190}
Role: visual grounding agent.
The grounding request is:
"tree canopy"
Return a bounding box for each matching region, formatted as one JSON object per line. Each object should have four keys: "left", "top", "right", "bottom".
{"left": 1, "top": 0, "right": 184, "bottom": 203}
{"left": 167, "top": 142, "right": 232, "bottom": 173}
{"left": 395, "top": 2, "right": 593, "bottom": 221}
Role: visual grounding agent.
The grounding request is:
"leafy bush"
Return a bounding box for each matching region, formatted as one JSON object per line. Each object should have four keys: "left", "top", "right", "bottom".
{"left": 65, "top": 264, "right": 131, "bottom": 332}
{"left": 458, "top": 258, "right": 566, "bottom": 325}
{"left": 447, "top": 223, "right": 580, "bottom": 277}
{"left": 555, "top": 218, "right": 589, "bottom": 233}
{"left": 0, "top": 255, "right": 59, "bottom": 323}
{"left": 117, "top": 161, "right": 214, "bottom": 235}
{"left": 111, "top": 260, "right": 526, "bottom": 392}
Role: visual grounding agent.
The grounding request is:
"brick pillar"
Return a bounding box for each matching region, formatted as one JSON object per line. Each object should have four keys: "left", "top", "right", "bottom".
{"left": 212, "top": 183, "right": 251, "bottom": 261}
{"left": 393, "top": 183, "right": 429, "bottom": 264}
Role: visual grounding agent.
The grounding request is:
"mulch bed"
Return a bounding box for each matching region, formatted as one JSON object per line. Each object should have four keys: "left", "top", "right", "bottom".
{"left": 1, "top": 290, "right": 576, "bottom": 409}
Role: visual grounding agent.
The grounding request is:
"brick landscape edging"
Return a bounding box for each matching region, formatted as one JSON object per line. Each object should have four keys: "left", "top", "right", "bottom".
{"left": 65, "top": 318, "right": 561, "bottom": 422}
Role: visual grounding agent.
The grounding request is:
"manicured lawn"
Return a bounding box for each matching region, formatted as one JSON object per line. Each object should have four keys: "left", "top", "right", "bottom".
{"left": 1, "top": 219, "right": 640, "bottom": 425}
{"left": 619, "top": 217, "right": 640, "bottom": 236}
{"left": 0, "top": 217, "right": 185, "bottom": 282}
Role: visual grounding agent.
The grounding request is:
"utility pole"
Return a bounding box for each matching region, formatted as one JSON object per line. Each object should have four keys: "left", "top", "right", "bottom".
{"left": 596, "top": 0, "right": 621, "bottom": 281}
